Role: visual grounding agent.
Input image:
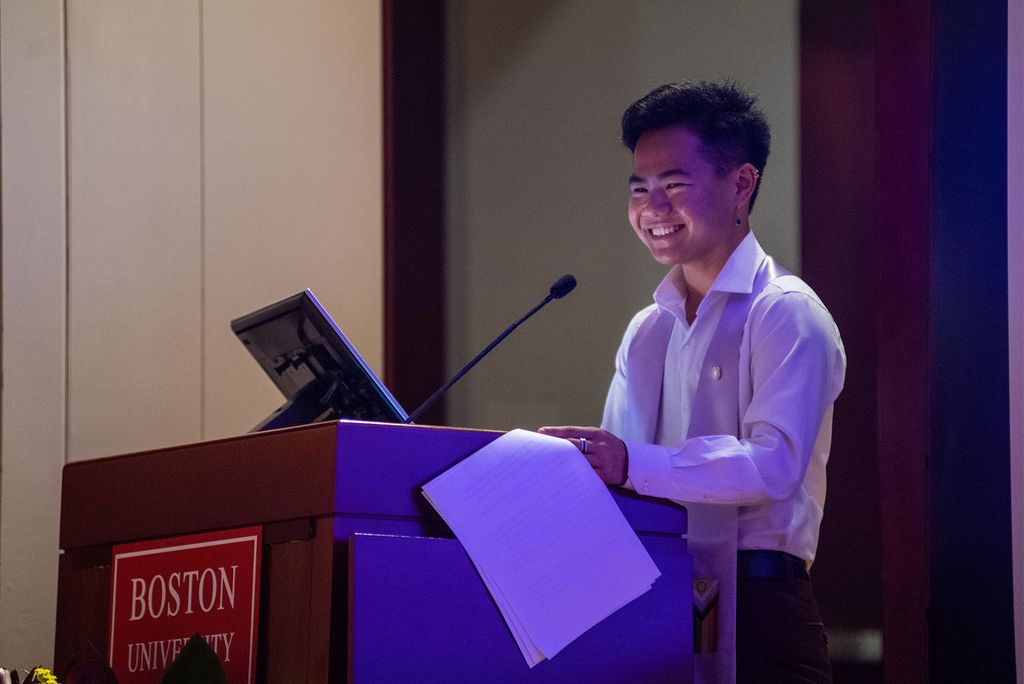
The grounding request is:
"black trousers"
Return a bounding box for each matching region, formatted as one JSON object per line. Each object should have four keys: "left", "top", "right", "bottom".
{"left": 735, "top": 570, "right": 832, "bottom": 683}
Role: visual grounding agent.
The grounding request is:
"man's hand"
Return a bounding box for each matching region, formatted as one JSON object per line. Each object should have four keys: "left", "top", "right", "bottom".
{"left": 536, "top": 426, "right": 629, "bottom": 486}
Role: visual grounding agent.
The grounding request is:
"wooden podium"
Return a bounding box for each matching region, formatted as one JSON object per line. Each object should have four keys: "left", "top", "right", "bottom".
{"left": 56, "top": 420, "right": 692, "bottom": 682}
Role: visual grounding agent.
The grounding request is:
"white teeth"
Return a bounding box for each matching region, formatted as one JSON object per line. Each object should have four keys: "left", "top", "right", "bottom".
{"left": 649, "top": 224, "right": 683, "bottom": 237}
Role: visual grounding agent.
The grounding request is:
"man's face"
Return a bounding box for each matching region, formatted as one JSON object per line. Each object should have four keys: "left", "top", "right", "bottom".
{"left": 628, "top": 126, "right": 745, "bottom": 270}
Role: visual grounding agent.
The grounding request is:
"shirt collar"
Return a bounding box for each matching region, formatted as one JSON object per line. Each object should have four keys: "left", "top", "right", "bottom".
{"left": 653, "top": 272, "right": 687, "bottom": 319}
{"left": 708, "top": 231, "right": 765, "bottom": 295}
{"left": 652, "top": 231, "right": 766, "bottom": 312}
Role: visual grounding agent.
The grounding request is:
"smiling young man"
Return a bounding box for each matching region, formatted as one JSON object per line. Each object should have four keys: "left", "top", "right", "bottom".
{"left": 540, "top": 82, "right": 846, "bottom": 682}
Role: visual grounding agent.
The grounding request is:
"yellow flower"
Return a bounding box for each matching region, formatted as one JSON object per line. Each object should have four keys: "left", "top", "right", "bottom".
{"left": 30, "top": 668, "right": 59, "bottom": 684}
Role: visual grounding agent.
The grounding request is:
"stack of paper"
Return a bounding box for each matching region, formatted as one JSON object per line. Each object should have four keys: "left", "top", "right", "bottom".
{"left": 422, "top": 429, "right": 662, "bottom": 667}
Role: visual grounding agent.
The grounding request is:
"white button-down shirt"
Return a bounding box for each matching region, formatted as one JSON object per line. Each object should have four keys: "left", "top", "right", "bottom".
{"left": 602, "top": 233, "right": 846, "bottom": 562}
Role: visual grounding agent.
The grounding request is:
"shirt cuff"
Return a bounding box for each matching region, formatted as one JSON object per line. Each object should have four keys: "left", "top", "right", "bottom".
{"left": 624, "top": 440, "right": 674, "bottom": 497}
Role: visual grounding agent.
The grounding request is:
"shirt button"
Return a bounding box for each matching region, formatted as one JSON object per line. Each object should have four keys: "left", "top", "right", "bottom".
{"left": 711, "top": 365, "right": 722, "bottom": 380}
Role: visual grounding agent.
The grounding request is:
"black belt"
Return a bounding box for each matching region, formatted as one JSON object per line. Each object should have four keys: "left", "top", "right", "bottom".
{"left": 736, "top": 550, "right": 809, "bottom": 581}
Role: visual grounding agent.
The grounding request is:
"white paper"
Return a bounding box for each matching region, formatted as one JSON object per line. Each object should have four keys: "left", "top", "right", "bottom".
{"left": 422, "top": 429, "right": 662, "bottom": 666}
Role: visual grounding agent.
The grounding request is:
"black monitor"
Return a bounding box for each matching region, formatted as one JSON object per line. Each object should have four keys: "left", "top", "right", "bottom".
{"left": 231, "top": 290, "right": 408, "bottom": 431}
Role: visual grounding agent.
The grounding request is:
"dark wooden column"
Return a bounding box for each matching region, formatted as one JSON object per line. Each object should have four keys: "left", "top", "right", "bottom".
{"left": 801, "top": 0, "right": 931, "bottom": 678}
{"left": 873, "top": 1, "right": 934, "bottom": 680}
{"left": 382, "top": 0, "right": 448, "bottom": 425}
{"left": 802, "top": 0, "right": 934, "bottom": 678}
{"left": 799, "top": 0, "right": 884, "bottom": 661}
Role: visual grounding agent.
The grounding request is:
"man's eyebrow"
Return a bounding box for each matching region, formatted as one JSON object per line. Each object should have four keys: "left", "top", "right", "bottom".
{"left": 628, "top": 168, "right": 692, "bottom": 183}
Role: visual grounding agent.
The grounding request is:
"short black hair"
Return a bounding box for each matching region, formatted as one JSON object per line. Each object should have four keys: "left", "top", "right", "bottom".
{"left": 622, "top": 81, "right": 771, "bottom": 209}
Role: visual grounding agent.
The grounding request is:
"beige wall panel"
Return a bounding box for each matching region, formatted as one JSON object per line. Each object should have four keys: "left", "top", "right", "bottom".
{"left": 445, "top": 0, "right": 799, "bottom": 430}
{"left": 65, "top": 2, "right": 203, "bottom": 460}
{"left": 0, "top": 0, "right": 67, "bottom": 665}
{"left": 202, "top": 0, "right": 383, "bottom": 438}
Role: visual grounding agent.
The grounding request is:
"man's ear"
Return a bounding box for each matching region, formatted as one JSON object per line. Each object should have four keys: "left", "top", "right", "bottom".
{"left": 734, "top": 163, "right": 759, "bottom": 206}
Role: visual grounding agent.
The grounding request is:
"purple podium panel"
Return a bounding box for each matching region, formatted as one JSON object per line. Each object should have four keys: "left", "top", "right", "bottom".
{"left": 348, "top": 533, "right": 693, "bottom": 683}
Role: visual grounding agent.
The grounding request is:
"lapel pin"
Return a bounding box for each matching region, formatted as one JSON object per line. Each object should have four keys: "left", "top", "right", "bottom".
{"left": 711, "top": 365, "right": 722, "bottom": 381}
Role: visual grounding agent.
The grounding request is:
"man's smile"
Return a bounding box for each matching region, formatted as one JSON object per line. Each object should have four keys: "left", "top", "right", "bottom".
{"left": 645, "top": 223, "right": 685, "bottom": 237}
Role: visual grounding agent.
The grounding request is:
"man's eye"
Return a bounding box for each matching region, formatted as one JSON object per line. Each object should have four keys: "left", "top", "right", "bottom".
{"left": 666, "top": 182, "right": 688, "bottom": 189}
{"left": 630, "top": 186, "right": 648, "bottom": 194}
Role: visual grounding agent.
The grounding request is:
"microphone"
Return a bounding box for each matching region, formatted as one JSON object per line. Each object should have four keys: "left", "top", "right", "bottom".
{"left": 405, "top": 274, "right": 577, "bottom": 424}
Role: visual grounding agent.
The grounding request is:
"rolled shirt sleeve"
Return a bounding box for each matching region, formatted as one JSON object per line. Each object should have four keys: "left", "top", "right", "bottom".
{"left": 623, "top": 287, "right": 846, "bottom": 507}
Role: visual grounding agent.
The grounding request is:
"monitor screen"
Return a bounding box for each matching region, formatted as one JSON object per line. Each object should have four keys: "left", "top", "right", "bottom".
{"left": 231, "top": 290, "right": 408, "bottom": 430}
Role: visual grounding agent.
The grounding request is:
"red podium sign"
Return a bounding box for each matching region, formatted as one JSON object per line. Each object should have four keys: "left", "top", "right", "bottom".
{"left": 108, "top": 527, "right": 262, "bottom": 683}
